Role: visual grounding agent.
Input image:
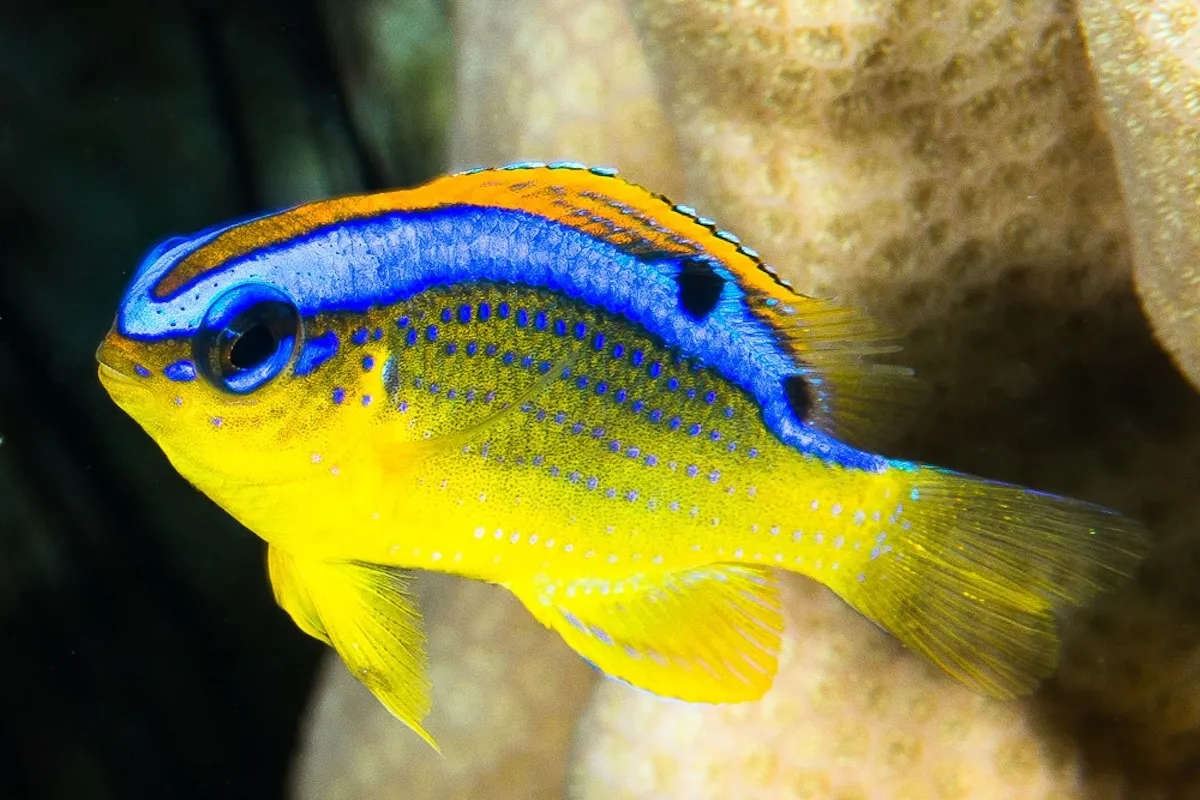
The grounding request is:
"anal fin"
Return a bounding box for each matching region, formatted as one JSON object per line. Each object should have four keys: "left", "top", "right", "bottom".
{"left": 512, "top": 564, "right": 784, "bottom": 703}
{"left": 267, "top": 546, "right": 437, "bottom": 748}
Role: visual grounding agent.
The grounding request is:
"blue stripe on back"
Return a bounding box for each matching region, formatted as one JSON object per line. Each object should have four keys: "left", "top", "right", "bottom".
{"left": 118, "top": 205, "right": 884, "bottom": 471}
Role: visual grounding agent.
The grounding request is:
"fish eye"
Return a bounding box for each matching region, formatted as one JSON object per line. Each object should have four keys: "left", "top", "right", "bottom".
{"left": 194, "top": 284, "right": 302, "bottom": 394}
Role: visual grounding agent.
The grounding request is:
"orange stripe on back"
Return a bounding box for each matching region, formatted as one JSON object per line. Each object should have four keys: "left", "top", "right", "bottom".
{"left": 153, "top": 165, "right": 800, "bottom": 305}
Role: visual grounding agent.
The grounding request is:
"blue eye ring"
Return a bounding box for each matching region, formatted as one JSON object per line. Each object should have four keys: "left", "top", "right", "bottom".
{"left": 194, "top": 284, "right": 302, "bottom": 394}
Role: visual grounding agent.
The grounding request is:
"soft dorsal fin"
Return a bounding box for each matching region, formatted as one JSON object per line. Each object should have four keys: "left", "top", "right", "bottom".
{"left": 509, "top": 563, "right": 783, "bottom": 703}
{"left": 266, "top": 546, "right": 437, "bottom": 749}
{"left": 745, "top": 293, "right": 929, "bottom": 449}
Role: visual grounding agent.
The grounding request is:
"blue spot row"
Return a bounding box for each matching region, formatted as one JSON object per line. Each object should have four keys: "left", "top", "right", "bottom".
{"left": 164, "top": 360, "right": 196, "bottom": 382}
{"left": 294, "top": 330, "right": 339, "bottom": 376}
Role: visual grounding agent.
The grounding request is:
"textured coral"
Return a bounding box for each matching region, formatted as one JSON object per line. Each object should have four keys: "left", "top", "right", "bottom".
{"left": 294, "top": 0, "right": 1200, "bottom": 797}
{"left": 450, "top": 0, "right": 683, "bottom": 194}
{"left": 1078, "top": 1, "right": 1200, "bottom": 392}
{"left": 291, "top": 576, "right": 595, "bottom": 799}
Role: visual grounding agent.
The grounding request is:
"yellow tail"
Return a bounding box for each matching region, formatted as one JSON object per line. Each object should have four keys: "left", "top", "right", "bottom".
{"left": 829, "top": 466, "right": 1149, "bottom": 698}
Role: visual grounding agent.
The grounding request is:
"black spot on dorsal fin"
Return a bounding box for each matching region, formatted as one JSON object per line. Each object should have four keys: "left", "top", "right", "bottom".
{"left": 782, "top": 374, "right": 813, "bottom": 422}
{"left": 675, "top": 258, "right": 725, "bottom": 321}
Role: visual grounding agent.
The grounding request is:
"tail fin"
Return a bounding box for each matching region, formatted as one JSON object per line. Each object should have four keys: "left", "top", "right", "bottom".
{"left": 839, "top": 467, "right": 1149, "bottom": 699}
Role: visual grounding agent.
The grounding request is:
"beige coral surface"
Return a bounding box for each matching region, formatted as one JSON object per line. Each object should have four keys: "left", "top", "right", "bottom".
{"left": 1078, "top": 0, "right": 1200, "bottom": 392}
{"left": 292, "top": 0, "right": 1200, "bottom": 797}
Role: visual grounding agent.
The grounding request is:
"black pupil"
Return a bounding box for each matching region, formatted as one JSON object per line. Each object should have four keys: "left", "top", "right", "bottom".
{"left": 228, "top": 323, "right": 277, "bottom": 370}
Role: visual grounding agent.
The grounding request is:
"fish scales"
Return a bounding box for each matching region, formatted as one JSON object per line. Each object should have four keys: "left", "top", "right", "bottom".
{"left": 96, "top": 162, "right": 1150, "bottom": 748}
{"left": 290, "top": 284, "right": 883, "bottom": 584}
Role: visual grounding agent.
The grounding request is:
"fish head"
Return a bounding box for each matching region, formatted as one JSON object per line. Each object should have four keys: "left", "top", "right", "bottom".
{"left": 96, "top": 230, "right": 356, "bottom": 533}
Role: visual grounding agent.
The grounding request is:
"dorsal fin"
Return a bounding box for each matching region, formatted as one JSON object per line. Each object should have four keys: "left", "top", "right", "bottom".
{"left": 745, "top": 292, "right": 928, "bottom": 449}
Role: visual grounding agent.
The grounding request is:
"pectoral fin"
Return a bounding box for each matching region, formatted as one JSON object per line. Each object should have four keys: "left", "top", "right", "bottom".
{"left": 512, "top": 565, "right": 784, "bottom": 703}
{"left": 266, "top": 546, "right": 436, "bottom": 748}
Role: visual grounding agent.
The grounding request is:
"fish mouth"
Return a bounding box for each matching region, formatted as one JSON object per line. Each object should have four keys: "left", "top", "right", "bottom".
{"left": 97, "top": 361, "right": 138, "bottom": 386}
{"left": 95, "top": 336, "right": 148, "bottom": 391}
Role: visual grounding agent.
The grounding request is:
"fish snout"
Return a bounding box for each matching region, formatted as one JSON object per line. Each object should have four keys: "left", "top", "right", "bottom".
{"left": 95, "top": 332, "right": 149, "bottom": 384}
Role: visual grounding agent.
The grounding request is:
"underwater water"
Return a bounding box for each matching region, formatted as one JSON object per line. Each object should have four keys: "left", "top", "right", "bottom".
{"left": 1, "top": 0, "right": 447, "bottom": 797}
{"left": 5, "top": 0, "right": 1200, "bottom": 798}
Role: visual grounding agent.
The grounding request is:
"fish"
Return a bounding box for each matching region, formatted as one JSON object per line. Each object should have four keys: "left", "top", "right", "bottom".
{"left": 96, "top": 161, "right": 1148, "bottom": 747}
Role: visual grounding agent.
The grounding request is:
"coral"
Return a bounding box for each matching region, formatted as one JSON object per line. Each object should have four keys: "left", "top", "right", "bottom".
{"left": 1078, "top": 1, "right": 1200, "bottom": 392}
{"left": 449, "top": 0, "right": 684, "bottom": 195}
{"left": 293, "top": 0, "right": 1200, "bottom": 797}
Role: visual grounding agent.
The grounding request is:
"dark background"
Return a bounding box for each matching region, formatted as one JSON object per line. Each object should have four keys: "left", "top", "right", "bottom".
{"left": 0, "top": 1, "right": 449, "bottom": 796}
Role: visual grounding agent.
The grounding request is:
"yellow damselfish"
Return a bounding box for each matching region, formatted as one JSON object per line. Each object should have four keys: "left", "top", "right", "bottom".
{"left": 96, "top": 162, "right": 1148, "bottom": 747}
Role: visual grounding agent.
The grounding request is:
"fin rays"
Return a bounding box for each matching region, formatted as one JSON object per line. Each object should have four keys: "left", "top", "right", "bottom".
{"left": 513, "top": 565, "right": 784, "bottom": 703}
{"left": 839, "top": 470, "right": 1149, "bottom": 698}
{"left": 266, "top": 547, "right": 438, "bottom": 748}
{"left": 749, "top": 293, "right": 928, "bottom": 449}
